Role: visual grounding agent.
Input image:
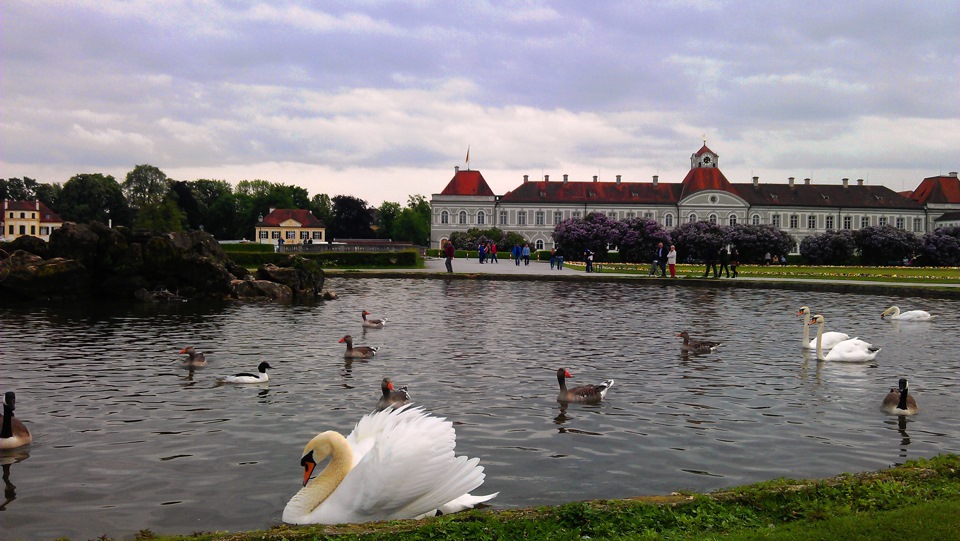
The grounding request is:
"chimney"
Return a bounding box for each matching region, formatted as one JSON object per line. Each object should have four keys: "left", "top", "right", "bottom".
{"left": 842, "top": 178, "right": 849, "bottom": 188}
{"left": 857, "top": 178, "right": 864, "bottom": 186}
{"left": 544, "top": 174, "right": 550, "bottom": 182}
{"left": 616, "top": 174, "right": 621, "bottom": 185}
{"left": 455, "top": 165, "right": 459, "bottom": 173}
{"left": 753, "top": 176, "right": 759, "bottom": 189}
{"left": 563, "top": 174, "right": 568, "bottom": 184}
{"left": 950, "top": 172, "right": 958, "bottom": 178}
{"left": 593, "top": 175, "right": 598, "bottom": 183}
{"left": 804, "top": 177, "right": 811, "bottom": 185}
{"left": 788, "top": 177, "right": 795, "bottom": 189}
{"left": 652, "top": 174, "right": 659, "bottom": 187}
{"left": 523, "top": 174, "right": 529, "bottom": 183}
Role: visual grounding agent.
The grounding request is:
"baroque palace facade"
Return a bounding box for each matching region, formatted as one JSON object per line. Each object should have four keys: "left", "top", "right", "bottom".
{"left": 429, "top": 145, "right": 960, "bottom": 252}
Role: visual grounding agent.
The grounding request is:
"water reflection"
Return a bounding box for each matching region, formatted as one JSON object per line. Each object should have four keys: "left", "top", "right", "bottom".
{"left": 1, "top": 280, "right": 959, "bottom": 541}
{"left": 0, "top": 452, "right": 28, "bottom": 511}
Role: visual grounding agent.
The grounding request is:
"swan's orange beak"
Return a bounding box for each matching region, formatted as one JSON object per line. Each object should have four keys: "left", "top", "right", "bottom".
{"left": 302, "top": 460, "right": 316, "bottom": 486}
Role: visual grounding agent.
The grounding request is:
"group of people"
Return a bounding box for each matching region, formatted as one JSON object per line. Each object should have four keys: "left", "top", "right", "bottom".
{"left": 703, "top": 246, "right": 740, "bottom": 278}
{"left": 763, "top": 252, "right": 788, "bottom": 266}
{"left": 511, "top": 243, "right": 531, "bottom": 266}
{"left": 649, "top": 242, "right": 678, "bottom": 278}
{"left": 548, "top": 248, "right": 565, "bottom": 270}
{"left": 477, "top": 242, "right": 498, "bottom": 264}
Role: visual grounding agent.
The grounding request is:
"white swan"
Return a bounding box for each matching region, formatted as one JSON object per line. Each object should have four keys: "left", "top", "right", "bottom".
{"left": 282, "top": 405, "right": 497, "bottom": 525}
{"left": 881, "top": 378, "right": 919, "bottom": 415}
{"left": 797, "top": 306, "right": 850, "bottom": 350}
{"left": 808, "top": 315, "right": 881, "bottom": 362}
{"left": 880, "top": 306, "right": 936, "bottom": 321}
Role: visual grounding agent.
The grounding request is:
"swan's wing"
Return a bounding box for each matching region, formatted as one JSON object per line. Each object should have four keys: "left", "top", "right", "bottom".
{"left": 331, "top": 406, "right": 488, "bottom": 522}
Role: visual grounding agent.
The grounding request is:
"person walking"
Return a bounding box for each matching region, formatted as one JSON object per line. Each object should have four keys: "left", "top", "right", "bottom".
{"left": 556, "top": 246, "right": 564, "bottom": 269}
{"left": 730, "top": 248, "right": 740, "bottom": 278}
{"left": 584, "top": 249, "right": 594, "bottom": 273}
{"left": 718, "top": 247, "right": 730, "bottom": 278}
{"left": 704, "top": 247, "right": 719, "bottom": 278}
{"left": 550, "top": 248, "right": 557, "bottom": 270}
{"left": 667, "top": 244, "right": 678, "bottom": 278}
{"left": 478, "top": 243, "right": 485, "bottom": 264}
{"left": 512, "top": 244, "right": 522, "bottom": 266}
{"left": 490, "top": 242, "right": 498, "bottom": 263}
{"left": 443, "top": 241, "right": 455, "bottom": 273}
{"left": 652, "top": 242, "right": 668, "bottom": 277}
{"left": 522, "top": 244, "right": 531, "bottom": 266}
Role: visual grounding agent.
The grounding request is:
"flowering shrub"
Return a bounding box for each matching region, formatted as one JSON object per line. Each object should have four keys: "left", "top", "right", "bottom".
{"left": 855, "top": 225, "right": 921, "bottom": 265}
{"left": 918, "top": 226, "right": 960, "bottom": 266}
{"left": 617, "top": 218, "right": 672, "bottom": 263}
{"left": 726, "top": 224, "right": 796, "bottom": 264}
{"left": 670, "top": 221, "right": 727, "bottom": 260}
{"left": 799, "top": 230, "right": 856, "bottom": 265}
{"left": 449, "top": 227, "right": 527, "bottom": 251}
{"left": 552, "top": 212, "right": 625, "bottom": 261}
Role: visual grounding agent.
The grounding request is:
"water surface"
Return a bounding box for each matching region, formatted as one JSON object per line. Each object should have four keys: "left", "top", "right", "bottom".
{"left": 2, "top": 278, "right": 958, "bottom": 540}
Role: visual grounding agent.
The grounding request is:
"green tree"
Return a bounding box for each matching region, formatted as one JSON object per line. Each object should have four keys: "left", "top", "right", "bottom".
{"left": 331, "top": 195, "right": 373, "bottom": 239}
{"left": 133, "top": 196, "right": 186, "bottom": 232}
{"left": 1, "top": 177, "right": 40, "bottom": 201}
{"left": 58, "top": 173, "right": 133, "bottom": 226}
{"left": 171, "top": 181, "right": 204, "bottom": 230}
{"left": 192, "top": 179, "right": 239, "bottom": 240}
{"left": 310, "top": 193, "right": 333, "bottom": 227}
{"left": 376, "top": 201, "right": 402, "bottom": 239}
{"left": 123, "top": 164, "right": 169, "bottom": 209}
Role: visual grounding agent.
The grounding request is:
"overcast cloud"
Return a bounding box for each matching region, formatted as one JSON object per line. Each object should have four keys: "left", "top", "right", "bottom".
{"left": 2, "top": 0, "right": 958, "bottom": 206}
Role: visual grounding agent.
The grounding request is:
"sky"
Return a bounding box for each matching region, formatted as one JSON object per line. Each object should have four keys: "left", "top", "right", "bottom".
{"left": 2, "top": 1, "right": 958, "bottom": 207}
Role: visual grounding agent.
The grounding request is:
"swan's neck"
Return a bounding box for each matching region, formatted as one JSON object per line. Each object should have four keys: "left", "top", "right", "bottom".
{"left": 285, "top": 432, "right": 353, "bottom": 520}
{"left": 814, "top": 322, "right": 826, "bottom": 361}
{"left": 801, "top": 312, "right": 811, "bottom": 345}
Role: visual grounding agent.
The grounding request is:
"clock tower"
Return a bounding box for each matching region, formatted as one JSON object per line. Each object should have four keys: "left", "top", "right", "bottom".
{"left": 690, "top": 144, "right": 719, "bottom": 169}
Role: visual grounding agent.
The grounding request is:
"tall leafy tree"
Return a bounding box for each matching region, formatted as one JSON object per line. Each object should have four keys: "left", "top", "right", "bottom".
{"left": 331, "top": 195, "right": 373, "bottom": 239}
{"left": 1, "top": 177, "right": 40, "bottom": 200}
{"left": 376, "top": 201, "right": 402, "bottom": 239}
{"left": 58, "top": 173, "right": 133, "bottom": 226}
{"left": 133, "top": 196, "right": 186, "bottom": 232}
{"left": 171, "top": 181, "right": 204, "bottom": 231}
{"left": 123, "top": 164, "right": 169, "bottom": 209}
{"left": 192, "top": 179, "right": 238, "bottom": 240}
{"left": 310, "top": 193, "right": 333, "bottom": 227}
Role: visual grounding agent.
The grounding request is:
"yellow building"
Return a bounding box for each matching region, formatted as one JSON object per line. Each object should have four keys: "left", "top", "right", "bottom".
{"left": 254, "top": 208, "right": 326, "bottom": 246}
{"left": 2, "top": 200, "right": 64, "bottom": 242}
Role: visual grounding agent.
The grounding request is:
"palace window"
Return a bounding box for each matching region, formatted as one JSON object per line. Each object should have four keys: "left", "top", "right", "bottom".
{"left": 772, "top": 215, "right": 781, "bottom": 228}
{"left": 572, "top": 211, "right": 581, "bottom": 219}
{"left": 608, "top": 211, "right": 617, "bottom": 219}
{"left": 440, "top": 210, "right": 449, "bottom": 224}
{"left": 536, "top": 239, "right": 544, "bottom": 250}
{"left": 517, "top": 211, "right": 526, "bottom": 225}
{"left": 644, "top": 212, "right": 653, "bottom": 219}
{"left": 626, "top": 211, "right": 635, "bottom": 219}
{"left": 752, "top": 214, "right": 761, "bottom": 225}
{"left": 825, "top": 216, "right": 834, "bottom": 229}
{"left": 300, "top": 231, "right": 310, "bottom": 239}
{"left": 709, "top": 214, "right": 717, "bottom": 224}
{"left": 458, "top": 211, "right": 467, "bottom": 225}
{"left": 728, "top": 214, "right": 737, "bottom": 226}
{"left": 688, "top": 213, "right": 698, "bottom": 223}
{"left": 913, "top": 217, "right": 923, "bottom": 232}
{"left": 790, "top": 215, "right": 798, "bottom": 228}
{"left": 313, "top": 231, "right": 323, "bottom": 240}
{"left": 286, "top": 231, "right": 296, "bottom": 240}
{"left": 477, "top": 211, "right": 486, "bottom": 225}
{"left": 272, "top": 231, "right": 280, "bottom": 239}
{"left": 807, "top": 215, "right": 816, "bottom": 229}
{"left": 553, "top": 211, "right": 562, "bottom": 224}
{"left": 664, "top": 214, "right": 674, "bottom": 228}
{"left": 260, "top": 230, "right": 268, "bottom": 239}
{"left": 535, "top": 211, "right": 545, "bottom": 225}
{"left": 500, "top": 211, "right": 508, "bottom": 225}
{"left": 843, "top": 216, "right": 851, "bottom": 230}
{"left": 861, "top": 216, "right": 869, "bottom": 228}
{"left": 896, "top": 217, "right": 904, "bottom": 230}
{"left": 879, "top": 217, "right": 887, "bottom": 227}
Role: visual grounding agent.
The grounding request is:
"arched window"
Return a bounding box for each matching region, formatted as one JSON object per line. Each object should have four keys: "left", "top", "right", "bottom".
{"left": 751, "top": 214, "right": 761, "bottom": 225}
{"left": 664, "top": 214, "right": 674, "bottom": 228}
{"left": 440, "top": 210, "right": 449, "bottom": 224}
{"left": 535, "top": 239, "right": 544, "bottom": 250}
{"left": 709, "top": 214, "right": 717, "bottom": 224}
{"left": 688, "top": 213, "right": 697, "bottom": 223}
{"left": 728, "top": 214, "right": 737, "bottom": 226}
{"left": 477, "top": 211, "right": 485, "bottom": 225}
{"left": 458, "top": 211, "right": 467, "bottom": 224}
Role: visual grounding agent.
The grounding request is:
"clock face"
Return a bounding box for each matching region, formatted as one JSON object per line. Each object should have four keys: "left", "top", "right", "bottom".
{"left": 703, "top": 156, "right": 712, "bottom": 164}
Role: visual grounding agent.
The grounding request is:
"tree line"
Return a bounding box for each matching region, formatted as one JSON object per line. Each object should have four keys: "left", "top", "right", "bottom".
{"left": 1, "top": 166, "right": 431, "bottom": 244}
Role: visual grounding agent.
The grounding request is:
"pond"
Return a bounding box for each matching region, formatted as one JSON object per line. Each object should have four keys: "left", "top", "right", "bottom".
{"left": 2, "top": 278, "right": 959, "bottom": 540}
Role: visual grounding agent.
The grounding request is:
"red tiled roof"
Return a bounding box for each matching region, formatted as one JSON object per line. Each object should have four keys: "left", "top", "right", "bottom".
{"left": 501, "top": 179, "right": 682, "bottom": 204}
{"left": 439, "top": 170, "right": 495, "bottom": 197}
{"left": 256, "top": 209, "right": 325, "bottom": 227}
{"left": 2, "top": 200, "right": 63, "bottom": 222}
{"left": 908, "top": 175, "right": 960, "bottom": 205}
{"left": 694, "top": 144, "right": 716, "bottom": 157}
{"left": 679, "top": 167, "right": 735, "bottom": 199}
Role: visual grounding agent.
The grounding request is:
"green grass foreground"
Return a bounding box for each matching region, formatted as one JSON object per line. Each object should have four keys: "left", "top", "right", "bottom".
{"left": 108, "top": 454, "right": 960, "bottom": 541}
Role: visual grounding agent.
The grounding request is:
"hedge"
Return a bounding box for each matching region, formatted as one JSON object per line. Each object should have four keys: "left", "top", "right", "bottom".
{"left": 228, "top": 249, "right": 421, "bottom": 268}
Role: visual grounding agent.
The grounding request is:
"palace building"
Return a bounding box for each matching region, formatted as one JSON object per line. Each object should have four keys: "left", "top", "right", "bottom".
{"left": 430, "top": 145, "right": 960, "bottom": 252}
